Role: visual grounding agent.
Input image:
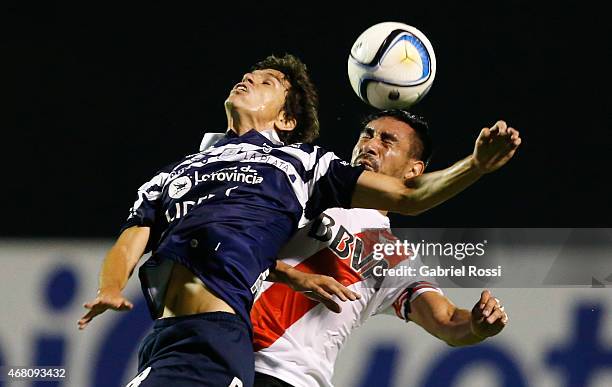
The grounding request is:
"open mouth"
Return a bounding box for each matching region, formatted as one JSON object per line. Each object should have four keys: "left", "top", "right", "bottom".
{"left": 233, "top": 83, "right": 249, "bottom": 93}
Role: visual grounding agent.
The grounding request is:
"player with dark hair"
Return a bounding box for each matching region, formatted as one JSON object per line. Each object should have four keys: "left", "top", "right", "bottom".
{"left": 78, "top": 53, "right": 520, "bottom": 387}
{"left": 360, "top": 109, "right": 433, "bottom": 166}
{"left": 251, "top": 55, "right": 320, "bottom": 144}
{"left": 251, "top": 110, "right": 509, "bottom": 387}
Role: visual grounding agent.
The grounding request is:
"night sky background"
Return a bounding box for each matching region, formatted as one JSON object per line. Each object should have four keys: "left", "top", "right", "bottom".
{"left": 8, "top": 1, "right": 611, "bottom": 237}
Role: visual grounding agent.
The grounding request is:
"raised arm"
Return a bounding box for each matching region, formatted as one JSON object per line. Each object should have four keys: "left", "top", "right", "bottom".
{"left": 351, "top": 120, "right": 521, "bottom": 215}
{"left": 77, "top": 225, "right": 150, "bottom": 330}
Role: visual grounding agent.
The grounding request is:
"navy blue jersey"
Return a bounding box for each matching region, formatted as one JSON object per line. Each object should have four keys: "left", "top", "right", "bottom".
{"left": 121, "top": 129, "right": 364, "bottom": 327}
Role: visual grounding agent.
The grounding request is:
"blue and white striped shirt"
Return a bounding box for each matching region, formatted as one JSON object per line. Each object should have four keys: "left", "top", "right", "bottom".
{"left": 121, "top": 129, "right": 364, "bottom": 327}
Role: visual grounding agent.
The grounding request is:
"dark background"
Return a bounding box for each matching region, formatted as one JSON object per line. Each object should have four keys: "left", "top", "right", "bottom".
{"left": 8, "top": 1, "right": 611, "bottom": 237}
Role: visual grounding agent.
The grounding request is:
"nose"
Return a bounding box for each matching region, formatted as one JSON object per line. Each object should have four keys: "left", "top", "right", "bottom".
{"left": 242, "top": 73, "right": 255, "bottom": 85}
{"left": 361, "top": 137, "right": 381, "bottom": 157}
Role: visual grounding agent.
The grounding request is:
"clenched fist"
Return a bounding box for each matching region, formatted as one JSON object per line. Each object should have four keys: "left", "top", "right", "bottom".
{"left": 472, "top": 120, "right": 521, "bottom": 174}
{"left": 471, "top": 289, "right": 508, "bottom": 339}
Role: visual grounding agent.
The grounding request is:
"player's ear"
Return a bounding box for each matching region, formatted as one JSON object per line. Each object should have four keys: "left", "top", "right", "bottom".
{"left": 274, "top": 110, "right": 296, "bottom": 132}
{"left": 404, "top": 160, "right": 425, "bottom": 180}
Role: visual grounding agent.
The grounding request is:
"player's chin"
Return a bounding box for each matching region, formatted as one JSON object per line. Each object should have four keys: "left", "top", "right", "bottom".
{"left": 225, "top": 92, "right": 246, "bottom": 106}
{"left": 228, "top": 95, "right": 256, "bottom": 113}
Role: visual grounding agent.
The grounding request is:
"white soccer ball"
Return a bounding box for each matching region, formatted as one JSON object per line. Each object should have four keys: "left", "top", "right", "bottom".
{"left": 348, "top": 21, "right": 436, "bottom": 109}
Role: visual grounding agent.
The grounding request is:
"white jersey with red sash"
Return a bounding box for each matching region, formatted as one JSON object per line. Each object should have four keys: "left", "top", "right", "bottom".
{"left": 252, "top": 208, "right": 442, "bottom": 387}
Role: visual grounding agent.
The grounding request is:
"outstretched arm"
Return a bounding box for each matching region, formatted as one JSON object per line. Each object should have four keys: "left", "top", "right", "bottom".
{"left": 408, "top": 290, "right": 508, "bottom": 347}
{"left": 351, "top": 120, "right": 521, "bottom": 215}
{"left": 77, "top": 226, "right": 150, "bottom": 330}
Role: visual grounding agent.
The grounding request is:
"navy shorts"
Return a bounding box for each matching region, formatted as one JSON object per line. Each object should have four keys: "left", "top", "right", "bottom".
{"left": 127, "top": 312, "right": 254, "bottom": 387}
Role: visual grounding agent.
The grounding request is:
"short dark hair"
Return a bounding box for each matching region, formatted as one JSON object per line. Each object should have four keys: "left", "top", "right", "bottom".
{"left": 361, "top": 109, "right": 433, "bottom": 166}
{"left": 252, "top": 54, "right": 320, "bottom": 144}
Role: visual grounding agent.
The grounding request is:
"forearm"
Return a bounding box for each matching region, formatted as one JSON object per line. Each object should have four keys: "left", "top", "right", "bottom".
{"left": 399, "top": 156, "right": 482, "bottom": 215}
{"left": 352, "top": 156, "right": 483, "bottom": 216}
{"left": 267, "top": 261, "right": 311, "bottom": 289}
{"left": 410, "top": 292, "right": 486, "bottom": 347}
{"left": 266, "top": 261, "right": 295, "bottom": 284}
{"left": 98, "top": 226, "right": 150, "bottom": 292}
{"left": 98, "top": 246, "right": 135, "bottom": 291}
{"left": 437, "top": 308, "right": 485, "bottom": 347}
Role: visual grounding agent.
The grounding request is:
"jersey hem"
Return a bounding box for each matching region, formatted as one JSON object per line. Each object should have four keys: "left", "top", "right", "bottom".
{"left": 254, "top": 365, "right": 323, "bottom": 387}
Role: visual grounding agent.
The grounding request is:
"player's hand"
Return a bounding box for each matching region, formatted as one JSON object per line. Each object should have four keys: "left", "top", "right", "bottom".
{"left": 472, "top": 120, "right": 521, "bottom": 174}
{"left": 77, "top": 287, "right": 134, "bottom": 330}
{"left": 286, "top": 269, "right": 361, "bottom": 313}
{"left": 470, "top": 289, "right": 508, "bottom": 339}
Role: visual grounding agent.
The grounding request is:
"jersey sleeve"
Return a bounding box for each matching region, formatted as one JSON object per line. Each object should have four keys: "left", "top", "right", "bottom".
{"left": 384, "top": 281, "right": 444, "bottom": 322}
{"left": 119, "top": 164, "right": 174, "bottom": 235}
{"left": 373, "top": 253, "right": 444, "bottom": 322}
{"left": 303, "top": 149, "right": 365, "bottom": 220}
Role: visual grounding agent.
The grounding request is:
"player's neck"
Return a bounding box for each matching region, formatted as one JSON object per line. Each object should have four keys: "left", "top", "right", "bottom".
{"left": 378, "top": 210, "right": 388, "bottom": 216}
{"left": 227, "top": 112, "right": 275, "bottom": 136}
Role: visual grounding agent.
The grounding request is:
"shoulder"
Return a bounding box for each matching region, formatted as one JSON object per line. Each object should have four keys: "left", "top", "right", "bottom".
{"left": 281, "top": 142, "right": 318, "bottom": 153}
{"left": 274, "top": 143, "right": 340, "bottom": 173}
{"left": 280, "top": 142, "right": 336, "bottom": 159}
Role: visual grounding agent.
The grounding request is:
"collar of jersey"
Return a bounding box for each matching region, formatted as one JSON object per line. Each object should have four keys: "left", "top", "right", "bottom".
{"left": 233, "top": 128, "right": 284, "bottom": 146}
{"left": 199, "top": 128, "right": 284, "bottom": 152}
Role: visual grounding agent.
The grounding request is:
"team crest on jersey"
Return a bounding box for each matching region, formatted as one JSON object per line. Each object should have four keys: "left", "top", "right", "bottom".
{"left": 168, "top": 176, "right": 192, "bottom": 199}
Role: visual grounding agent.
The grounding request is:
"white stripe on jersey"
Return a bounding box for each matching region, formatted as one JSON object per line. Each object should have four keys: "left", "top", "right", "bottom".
{"left": 306, "top": 151, "right": 339, "bottom": 197}
{"left": 277, "top": 144, "right": 322, "bottom": 172}
{"left": 199, "top": 131, "right": 334, "bottom": 177}
{"left": 411, "top": 286, "right": 443, "bottom": 301}
{"left": 129, "top": 172, "right": 170, "bottom": 218}
{"left": 199, "top": 132, "right": 225, "bottom": 152}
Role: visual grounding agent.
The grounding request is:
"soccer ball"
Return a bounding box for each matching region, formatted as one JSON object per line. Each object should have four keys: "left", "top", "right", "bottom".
{"left": 347, "top": 22, "right": 436, "bottom": 109}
